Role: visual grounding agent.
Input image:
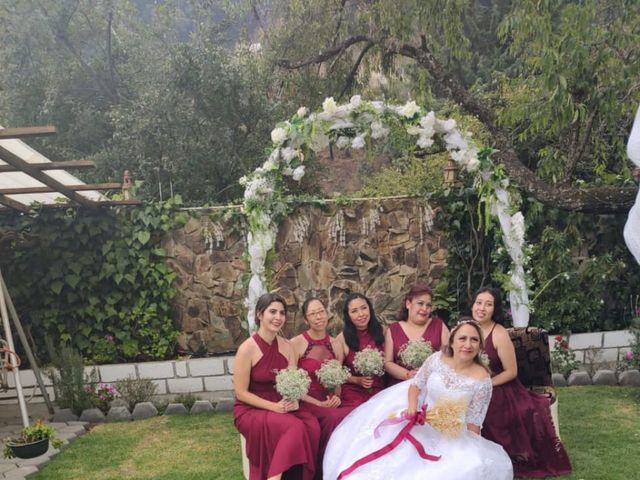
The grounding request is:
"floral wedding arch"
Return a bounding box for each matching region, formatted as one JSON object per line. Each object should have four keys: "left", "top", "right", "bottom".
{"left": 240, "top": 96, "right": 530, "bottom": 332}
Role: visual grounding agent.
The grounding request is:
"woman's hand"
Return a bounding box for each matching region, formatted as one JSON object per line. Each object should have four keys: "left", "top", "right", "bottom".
{"left": 405, "top": 369, "right": 417, "bottom": 380}
{"left": 358, "top": 376, "right": 374, "bottom": 389}
{"left": 322, "top": 395, "right": 341, "bottom": 408}
{"left": 273, "top": 399, "right": 299, "bottom": 413}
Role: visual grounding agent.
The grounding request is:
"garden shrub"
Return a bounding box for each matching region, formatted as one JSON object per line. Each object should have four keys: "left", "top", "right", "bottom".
{"left": 45, "top": 340, "right": 97, "bottom": 415}
{"left": 115, "top": 375, "right": 158, "bottom": 410}
{"left": 173, "top": 392, "right": 200, "bottom": 411}
{"left": 0, "top": 197, "right": 187, "bottom": 363}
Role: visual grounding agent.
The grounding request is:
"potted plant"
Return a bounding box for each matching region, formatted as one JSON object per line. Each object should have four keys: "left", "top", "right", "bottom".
{"left": 3, "top": 419, "right": 63, "bottom": 459}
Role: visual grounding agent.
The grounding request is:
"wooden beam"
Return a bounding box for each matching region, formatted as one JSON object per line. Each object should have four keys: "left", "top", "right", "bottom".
{"left": 0, "top": 146, "right": 98, "bottom": 209}
{"left": 0, "top": 126, "right": 57, "bottom": 139}
{"left": 0, "top": 195, "right": 30, "bottom": 213}
{"left": 0, "top": 160, "right": 95, "bottom": 173}
{"left": 0, "top": 183, "right": 121, "bottom": 195}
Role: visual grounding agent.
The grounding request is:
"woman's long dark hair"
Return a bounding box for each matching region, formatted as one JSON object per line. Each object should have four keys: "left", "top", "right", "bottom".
{"left": 342, "top": 292, "right": 384, "bottom": 351}
{"left": 255, "top": 292, "right": 287, "bottom": 327}
{"left": 470, "top": 286, "right": 505, "bottom": 325}
{"left": 397, "top": 284, "right": 433, "bottom": 321}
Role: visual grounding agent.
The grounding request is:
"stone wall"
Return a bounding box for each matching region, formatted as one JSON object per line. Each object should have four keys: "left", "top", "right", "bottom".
{"left": 163, "top": 197, "right": 446, "bottom": 355}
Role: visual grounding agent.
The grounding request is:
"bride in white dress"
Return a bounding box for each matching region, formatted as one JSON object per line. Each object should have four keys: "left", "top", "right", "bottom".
{"left": 323, "top": 319, "right": 513, "bottom": 480}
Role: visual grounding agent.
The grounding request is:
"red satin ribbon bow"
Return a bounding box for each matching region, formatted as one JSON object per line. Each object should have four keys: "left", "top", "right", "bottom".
{"left": 337, "top": 405, "right": 441, "bottom": 479}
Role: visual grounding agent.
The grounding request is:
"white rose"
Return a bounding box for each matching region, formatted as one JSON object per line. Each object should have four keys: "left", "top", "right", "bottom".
{"left": 351, "top": 136, "right": 366, "bottom": 149}
{"left": 292, "top": 165, "right": 306, "bottom": 181}
{"left": 263, "top": 159, "right": 277, "bottom": 171}
{"left": 370, "top": 121, "right": 389, "bottom": 139}
{"left": 297, "top": 106, "right": 308, "bottom": 118}
{"left": 271, "top": 127, "right": 287, "bottom": 145}
{"left": 400, "top": 100, "right": 420, "bottom": 118}
{"left": 417, "top": 135, "right": 434, "bottom": 149}
{"left": 350, "top": 95, "right": 362, "bottom": 108}
{"left": 239, "top": 176, "right": 248, "bottom": 186}
{"left": 322, "top": 97, "right": 338, "bottom": 114}
{"left": 336, "top": 136, "right": 350, "bottom": 149}
{"left": 466, "top": 156, "right": 480, "bottom": 172}
{"left": 281, "top": 147, "right": 299, "bottom": 162}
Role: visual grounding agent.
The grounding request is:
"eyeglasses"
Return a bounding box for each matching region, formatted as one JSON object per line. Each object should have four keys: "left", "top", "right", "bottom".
{"left": 306, "top": 310, "right": 326, "bottom": 318}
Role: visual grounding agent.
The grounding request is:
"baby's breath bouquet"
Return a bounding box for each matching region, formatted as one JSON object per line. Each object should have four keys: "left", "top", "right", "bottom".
{"left": 315, "top": 359, "right": 350, "bottom": 393}
{"left": 399, "top": 338, "right": 433, "bottom": 369}
{"left": 275, "top": 367, "right": 311, "bottom": 401}
{"left": 353, "top": 347, "right": 385, "bottom": 377}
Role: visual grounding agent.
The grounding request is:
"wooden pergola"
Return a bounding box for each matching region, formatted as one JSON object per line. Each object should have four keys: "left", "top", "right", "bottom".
{"left": 0, "top": 125, "right": 141, "bottom": 426}
{"left": 0, "top": 125, "right": 141, "bottom": 212}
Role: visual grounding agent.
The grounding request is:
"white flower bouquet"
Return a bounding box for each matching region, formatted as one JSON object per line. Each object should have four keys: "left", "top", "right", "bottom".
{"left": 353, "top": 347, "right": 385, "bottom": 377}
{"left": 275, "top": 367, "right": 311, "bottom": 401}
{"left": 399, "top": 338, "right": 433, "bottom": 370}
{"left": 315, "top": 359, "right": 350, "bottom": 393}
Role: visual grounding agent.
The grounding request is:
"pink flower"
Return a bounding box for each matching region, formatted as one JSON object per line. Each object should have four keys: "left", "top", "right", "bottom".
{"left": 625, "top": 351, "right": 634, "bottom": 361}
{"left": 105, "top": 335, "right": 115, "bottom": 343}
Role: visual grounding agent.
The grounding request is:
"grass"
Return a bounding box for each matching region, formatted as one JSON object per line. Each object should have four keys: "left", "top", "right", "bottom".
{"left": 34, "top": 387, "right": 640, "bottom": 480}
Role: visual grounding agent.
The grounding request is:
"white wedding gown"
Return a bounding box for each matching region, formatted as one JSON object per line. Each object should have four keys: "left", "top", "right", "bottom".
{"left": 323, "top": 352, "right": 513, "bottom": 480}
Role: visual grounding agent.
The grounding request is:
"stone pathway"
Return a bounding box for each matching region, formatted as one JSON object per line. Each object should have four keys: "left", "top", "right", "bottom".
{"left": 0, "top": 404, "right": 88, "bottom": 479}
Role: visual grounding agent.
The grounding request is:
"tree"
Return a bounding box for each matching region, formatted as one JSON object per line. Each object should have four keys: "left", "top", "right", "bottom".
{"left": 240, "top": 0, "right": 640, "bottom": 213}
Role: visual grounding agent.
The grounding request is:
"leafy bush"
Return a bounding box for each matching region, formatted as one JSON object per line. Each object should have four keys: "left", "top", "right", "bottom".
{"left": 115, "top": 375, "right": 158, "bottom": 410}
{"left": 0, "top": 198, "right": 186, "bottom": 363}
{"left": 45, "top": 341, "right": 97, "bottom": 416}
{"left": 173, "top": 392, "right": 200, "bottom": 411}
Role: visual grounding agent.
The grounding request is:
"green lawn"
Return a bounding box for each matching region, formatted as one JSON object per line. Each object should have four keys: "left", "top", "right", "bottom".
{"left": 35, "top": 386, "right": 640, "bottom": 480}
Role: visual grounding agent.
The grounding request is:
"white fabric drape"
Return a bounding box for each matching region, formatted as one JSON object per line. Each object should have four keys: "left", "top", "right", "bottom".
{"left": 624, "top": 105, "right": 640, "bottom": 265}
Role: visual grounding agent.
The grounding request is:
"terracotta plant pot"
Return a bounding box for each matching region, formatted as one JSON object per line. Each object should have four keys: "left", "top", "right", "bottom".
{"left": 7, "top": 437, "right": 49, "bottom": 459}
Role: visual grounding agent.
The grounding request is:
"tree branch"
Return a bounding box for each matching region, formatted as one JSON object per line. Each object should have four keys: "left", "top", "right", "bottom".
{"left": 563, "top": 111, "right": 596, "bottom": 182}
{"left": 338, "top": 41, "right": 375, "bottom": 101}
{"left": 276, "top": 35, "right": 373, "bottom": 69}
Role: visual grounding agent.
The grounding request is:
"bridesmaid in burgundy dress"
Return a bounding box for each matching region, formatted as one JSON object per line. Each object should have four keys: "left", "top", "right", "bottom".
{"left": 335, "top": 292, "right": 386, "bottom": 408}
{"left": 233, "top": 293, "right": 321, "bottom": 480}
{"left": 291, "top": 297, "right": 352, "bottom": 479}
{"left": 384, "top": 284, "right": 450, "bottom": 386}
{"left": 472, "top": 286, "right": 572, "bottom": 478}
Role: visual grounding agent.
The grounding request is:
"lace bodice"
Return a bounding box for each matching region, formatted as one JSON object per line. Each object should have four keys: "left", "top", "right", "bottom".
{"left": 411, "top": 352, "right": 492, "bottom": 427}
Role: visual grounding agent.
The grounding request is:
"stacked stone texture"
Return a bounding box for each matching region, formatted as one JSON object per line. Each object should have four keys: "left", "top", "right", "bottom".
{"left": 163, "top": 198, "right": 446, "bottom": 354}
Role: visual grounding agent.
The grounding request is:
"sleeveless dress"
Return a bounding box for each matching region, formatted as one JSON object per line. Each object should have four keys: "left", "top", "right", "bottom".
{"left": 388, "top": 317, "right": 445, "bottom": 386}
{"left": 323, "top": 352, "right": 513, "bottom": 480}
{"left": 483, "top": 329, "right": 571, "bottom": 477}
{"left": 341, "top": 330, "right": 386, "bottom": 408}
{"left": 233, "top": 334, "right": 321, "bottom": 480}
{"left": 298, "top": 331, "right": 354, "bottom": 479}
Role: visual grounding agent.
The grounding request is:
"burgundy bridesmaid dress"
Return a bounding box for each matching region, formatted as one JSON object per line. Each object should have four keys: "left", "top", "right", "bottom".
{"left": 482, "top": 328, "right": 572, "bottom": 478}
{"left": 387, "top": 316, "right": 445, "bottom": 386}
{"left": 234, "top": 334, "right": 321, "bottom": 480}
{"left": 340, "top": 329, "right": 386, "bottom": 408}
{"left": 297, "top": 331, "right": 353, "bottom": 479}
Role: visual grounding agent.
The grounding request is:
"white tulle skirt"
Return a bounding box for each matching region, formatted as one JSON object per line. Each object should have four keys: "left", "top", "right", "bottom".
{"left": 323, "top": 380, "right": 513, "bottom": 480}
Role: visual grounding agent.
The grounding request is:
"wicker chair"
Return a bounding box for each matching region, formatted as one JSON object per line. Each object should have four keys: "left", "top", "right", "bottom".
{"left": 507, "top": 327, "right": 560, "bottom": 437}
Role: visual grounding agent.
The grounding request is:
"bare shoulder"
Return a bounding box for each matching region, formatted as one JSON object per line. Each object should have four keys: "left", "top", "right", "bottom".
{"left": 290, "top": 334, "right": 307, "bottom": 348}
{"left": 469, "top": 363, "right": 490, "bottom": 381}
{"left": 492, "top": 324, "right": 512, "bottom": 344}
{"left": 236, "top": 336, "right": 258, "bottom": 356}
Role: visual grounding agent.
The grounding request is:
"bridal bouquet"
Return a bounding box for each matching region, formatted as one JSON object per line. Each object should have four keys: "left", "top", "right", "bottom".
{"left": 275, "top": 367, "right": 311, "bottom": 401}
{"left": 399, "top": 338, "right": 433, "bottom": 369}
{"left": 353, "top": 347, "right": 385, "bottom": 377}
{"left": 315, "top": 359, "right": 350, "bottom": 393}
{"left": 425, "top": 398, "right": 466, "bottom": 438}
